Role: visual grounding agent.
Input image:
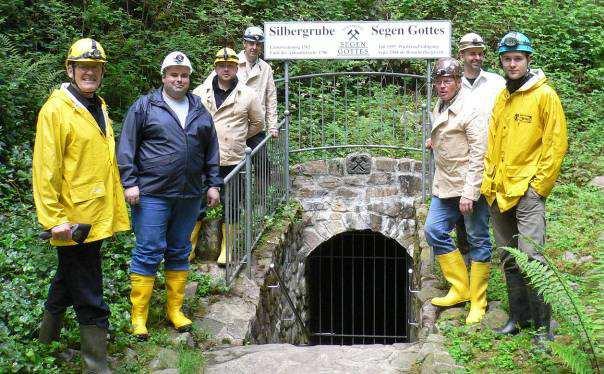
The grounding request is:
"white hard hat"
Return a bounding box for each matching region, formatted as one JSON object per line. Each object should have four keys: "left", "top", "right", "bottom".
{"left": 243, "top": 26, "right": 264, "bottom": 42}
{"left": 459, "top": 33, "right": 485, "bottom": 52}
{"left": 160, "top": 51, "right": 193, "bottom": 75}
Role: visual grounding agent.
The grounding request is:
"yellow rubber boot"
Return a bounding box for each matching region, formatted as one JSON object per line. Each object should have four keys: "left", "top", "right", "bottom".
{"left": 217, "top": 223, "right": 227, "bottom": 266}
{"left": 189, "top": 221, "right": 202, "bottom": 262}
{"left": 165, "top": 270, "right": 192, "bottom": 331}
{"left": 466, "top": 261, "right": 491, "bottom": 324}
{"left": 130, "top": 274, "right": 155, "bottom": 340}
{"left": 431, "top": 249, "right": 470, "bottom": 307}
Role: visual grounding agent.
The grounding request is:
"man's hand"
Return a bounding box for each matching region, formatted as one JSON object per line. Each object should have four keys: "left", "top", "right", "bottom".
{"left": 207, "top": 187, "right": 220, "bottom": 207}
{"left": 425, "top": 138, "right": 433, "bottom": 149}
{"left": 51, "top": 222, "right": 72, "bottom": 241}
{"left": 124, "top": 186, "right": 140, "bottom": 205}
{"left": 269, "top": 128, "right": 279, "bottom": 138}
{"left": 459, "top": 197, "right": 474, "bottom": 214}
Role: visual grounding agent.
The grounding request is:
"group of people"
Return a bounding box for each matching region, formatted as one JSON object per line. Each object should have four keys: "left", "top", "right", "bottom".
{"left": 32, "top": 26, "right": 277, "bottom": 372}
{"left": 424, "top": 31, "right": 567, "bottom": 347}
{"left": 30, "top": 24, "right": 567, "bottom": 373}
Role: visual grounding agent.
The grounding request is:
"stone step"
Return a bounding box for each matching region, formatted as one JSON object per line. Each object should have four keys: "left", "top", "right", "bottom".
{"left": 204, "top": 343, "right": 423, "bottom": 373}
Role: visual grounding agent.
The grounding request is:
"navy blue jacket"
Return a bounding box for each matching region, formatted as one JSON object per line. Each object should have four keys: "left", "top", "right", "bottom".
{"left": 117, "top": 88, "right": 222, "bottom": 198}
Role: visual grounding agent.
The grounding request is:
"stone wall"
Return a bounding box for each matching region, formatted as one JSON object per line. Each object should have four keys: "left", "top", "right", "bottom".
{"left": 250, "top": 154, "right": 428, "bottom": 344}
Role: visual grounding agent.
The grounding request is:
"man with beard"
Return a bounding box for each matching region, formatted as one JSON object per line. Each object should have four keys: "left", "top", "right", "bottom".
{"left": 117, "top": 51, "right": 222, "bottom": 340}
{"left": 424, "top": 58, "right": 492, "bottom": 325}
{"left": 454, "top": 32, "right": 505, "bottom": 259}
{"left": 481, "top": 32, "right": 567, "bottom": 345}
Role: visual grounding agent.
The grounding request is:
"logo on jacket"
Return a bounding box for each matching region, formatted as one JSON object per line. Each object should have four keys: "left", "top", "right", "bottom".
{"left": 514, "top": 113, "right": 532, "bottom": 123}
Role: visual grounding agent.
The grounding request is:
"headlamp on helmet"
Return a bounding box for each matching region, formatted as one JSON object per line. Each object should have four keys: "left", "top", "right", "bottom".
{"left": 432, "top": 57, "right": 462, "bottom": 79}
{"left": 243, "top": 26, "right": 264, "bottom": 43}
{"left": 498, "top": 31, "right": 533, "bottom": 55}
{"left": 160, "top": 51, "right": 193, "bottom": 75}
{"left": 65, "top": 38, "right": 107, "bottom": 69}
{"left": 459, "top": 33, "right": 485, "bottom": 52}
{"left": 214, "top": 47, "right": 239, "bottom": 65}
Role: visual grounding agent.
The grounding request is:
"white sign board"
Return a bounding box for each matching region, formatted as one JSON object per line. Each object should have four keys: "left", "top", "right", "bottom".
{"left": 264, "top": 21, "right": 451, "bottom": 60}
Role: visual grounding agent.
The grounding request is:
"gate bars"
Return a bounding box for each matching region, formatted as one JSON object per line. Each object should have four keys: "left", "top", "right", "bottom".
{"left": 219, "top": 61, "right": 433, "bottom": 285}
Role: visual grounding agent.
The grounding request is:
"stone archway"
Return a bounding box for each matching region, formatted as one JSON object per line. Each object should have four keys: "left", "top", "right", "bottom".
{"left": 306, "top": 229, "right": 412, "bottom": 345}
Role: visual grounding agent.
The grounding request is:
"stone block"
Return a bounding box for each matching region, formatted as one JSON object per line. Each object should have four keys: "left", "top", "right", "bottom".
{"left": 149, "top": 348, "right": 178, "bottom": 371}
{"left": 368, "top": 172, "right": 393, "bottom": 185}
{"left": 342, "top": 175, "right": 367, "bottom": 186}
{"left": 316, "top": 176, "right": 343, "bottom": 189}
{"left": 369, "top": 213, "right": 382, "bottom": 231}
{"left": 373, "top": 157, "right": 397, "bottom": 171}
{"left": 301, "top": 200, "right": 326, "bottom": 211}
{"left": 296, "top": 186, "right": 327, "bottom": 199}
{"left": 329, "top": 200, "right": 349, "bottom": 212}
{"left": 334, "top": 187, "right": 360, "bottom": 198}
{"left": 367, "top": 200, "right": 403, "bottom": 217}
{"left": 399, "top": 174, "right": 422, "bottom": 194}
{"left": 366, "top": 186, "right": 399, "bottom": 198}
{"left": 398, "top": 158, "right": 413, "bottom": 172}
{"left": 346, "top": 153, "right": 371, "bottom": 174}
{"left": 294, "top": 160, "right": 328, "bottom": 176}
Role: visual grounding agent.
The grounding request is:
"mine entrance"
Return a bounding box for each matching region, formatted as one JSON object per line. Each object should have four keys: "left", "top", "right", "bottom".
{"left": 306, "top": 230, "right": 411, "bottom": 345}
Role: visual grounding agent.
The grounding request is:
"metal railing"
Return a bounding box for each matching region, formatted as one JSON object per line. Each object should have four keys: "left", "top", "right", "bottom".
{"left": 222, "top": 118, "right": 288, "bottom": 284}
{"left": 219, "top": 62, "right": 433, "bottom": 285}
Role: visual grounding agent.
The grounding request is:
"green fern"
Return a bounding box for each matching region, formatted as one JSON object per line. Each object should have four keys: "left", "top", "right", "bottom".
{"left": 550, "top": 342, "right": 594, "bottom": 374}
{"left": 504, "top": 246, "right": 601, "bottom": 373}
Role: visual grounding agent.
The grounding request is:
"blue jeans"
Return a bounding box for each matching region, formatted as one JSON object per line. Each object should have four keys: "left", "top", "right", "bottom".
{"left": 424, "top": 195, "right": 492, "bottom": 262}
{"left": 130, "top": 195, "right": 202, "bottom": 275}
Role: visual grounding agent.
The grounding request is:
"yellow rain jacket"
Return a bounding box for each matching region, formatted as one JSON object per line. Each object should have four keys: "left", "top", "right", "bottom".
{"left": 32, "top": 84, "right": 130, "bottom": 246}
{"left": 481, "top": 70, "right": 568, "bottom": 212}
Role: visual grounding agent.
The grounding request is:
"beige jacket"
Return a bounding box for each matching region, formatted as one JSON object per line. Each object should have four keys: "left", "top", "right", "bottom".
{"left": 430, "top": 91, "right": 487, "bottom": 201}
{"left": 193, "top": 80, "right": 264, "bottom": 166}
{"left": 237, "top": 51, "right": 278, "bottom": 130}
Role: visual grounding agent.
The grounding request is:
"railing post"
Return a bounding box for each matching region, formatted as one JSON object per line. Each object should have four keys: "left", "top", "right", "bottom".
{"left": 245, "top": 147, "right": 253, "bottom": 278}
{"left": 283, "top": 60, "right": 290, "bottom": 201}
{"left": 425, "top": 60, "right": 434, "bottom": 200}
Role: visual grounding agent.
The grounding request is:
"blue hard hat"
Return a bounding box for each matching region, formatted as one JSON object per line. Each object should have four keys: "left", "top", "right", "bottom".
{"left": 498, "top": 32, "right": 533, "bottom": 54}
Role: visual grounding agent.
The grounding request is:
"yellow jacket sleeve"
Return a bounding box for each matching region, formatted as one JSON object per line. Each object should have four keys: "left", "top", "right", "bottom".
{"left": 531, "top": 89, "right": 568, "bottom": 197}
{"left": 32, "top": 104, "right": 69, "bottom": 229}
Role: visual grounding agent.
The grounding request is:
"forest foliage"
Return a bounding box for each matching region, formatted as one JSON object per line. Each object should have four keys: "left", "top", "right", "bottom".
{"left": 0, "top": 0, "right": 602, "bottom": 372}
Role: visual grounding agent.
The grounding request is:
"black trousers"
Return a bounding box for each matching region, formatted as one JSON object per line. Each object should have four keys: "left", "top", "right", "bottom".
{"left": 45, "top": 240, "right": 110, "bottom": 330}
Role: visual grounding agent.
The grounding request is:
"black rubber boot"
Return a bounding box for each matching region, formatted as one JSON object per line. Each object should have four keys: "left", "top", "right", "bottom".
{"left": 529, "top": 289, "right": 554, "bottom": 348}
{"left": 495, "top": 270, "right": 531, "bottom": 335}
{"left": 38, "top": 309, "right": 64, "bottom": 344}
{"left": 79, "top": 325, "right": 111, "bottom": 373}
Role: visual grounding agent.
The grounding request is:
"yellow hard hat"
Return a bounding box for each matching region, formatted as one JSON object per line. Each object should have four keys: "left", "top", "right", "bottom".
{"left": 65, "top": 38, "right": 107, "bottom": 68}
{"left": 214, "top": 47, "right": 239, "bottom": 65}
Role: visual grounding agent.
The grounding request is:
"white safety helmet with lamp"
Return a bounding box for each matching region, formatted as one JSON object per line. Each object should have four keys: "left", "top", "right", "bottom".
{"left": 459, "top": 33, "right": 485, "bottom": 52}
{"left": 243, "top": 26, "right": 264, "bottom": 43}
{"left": 160, "top": 51, "right": 193, "bottom": 75}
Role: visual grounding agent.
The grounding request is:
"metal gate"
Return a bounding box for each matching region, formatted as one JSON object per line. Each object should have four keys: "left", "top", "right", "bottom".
{"left": 306, "top": 230, "right": 411, "bottom": 345}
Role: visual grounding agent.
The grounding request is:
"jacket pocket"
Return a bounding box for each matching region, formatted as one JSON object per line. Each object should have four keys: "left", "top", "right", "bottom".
{"left": 504, "top": 164, "right": 537, "bottom": 197}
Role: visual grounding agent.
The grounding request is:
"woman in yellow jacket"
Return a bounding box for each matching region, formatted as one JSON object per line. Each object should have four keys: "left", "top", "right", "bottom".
{"left": 32, "top": 38, "right": 129, "bottom": 372}
{"left": 480, "top": 32, "right": 567, "bottom": 346}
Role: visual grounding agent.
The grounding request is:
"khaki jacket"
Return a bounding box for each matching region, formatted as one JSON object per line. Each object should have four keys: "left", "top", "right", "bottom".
{"left": 32, "top": 84, "right": 130, "bottom": 246}
{"left": 193, "top": 80, "right": 264, "bottom": 166}
{"left": 481, "top": 69, "right": 568, "bottom": 212}
{"left": 237, "top": 51, "right": 278, "bottom": 130}
{"left": 430, "top": 91, "right": 487, "bottom": 201}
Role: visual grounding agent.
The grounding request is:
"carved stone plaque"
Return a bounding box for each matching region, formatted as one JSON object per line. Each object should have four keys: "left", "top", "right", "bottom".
{"left": 346, "top": 154, "right": 371, "bottom": 174}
